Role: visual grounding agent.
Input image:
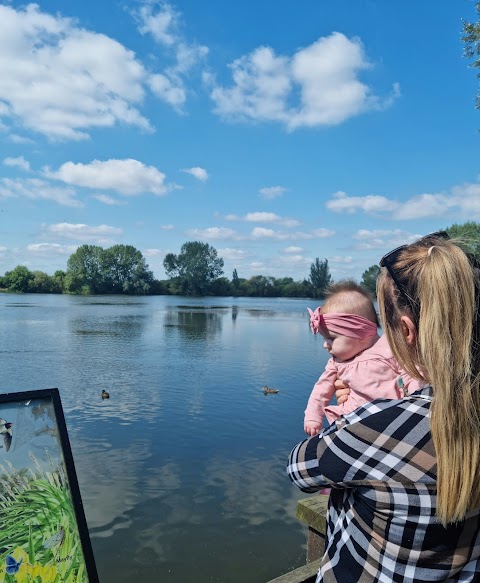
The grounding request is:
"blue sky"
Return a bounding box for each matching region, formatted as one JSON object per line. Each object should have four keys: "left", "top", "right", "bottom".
{"left": 0, "top": 0, "right": 479, "bottom": 282}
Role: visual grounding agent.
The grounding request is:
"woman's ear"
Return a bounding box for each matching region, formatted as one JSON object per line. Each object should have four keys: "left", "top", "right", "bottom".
{"left": 400, "top": 316, "right": 417, "bottom": 346}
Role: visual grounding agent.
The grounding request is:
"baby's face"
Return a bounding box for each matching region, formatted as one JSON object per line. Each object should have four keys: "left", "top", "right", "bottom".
{"left": 320, "top": 328, "right": 362, "bottom": 362}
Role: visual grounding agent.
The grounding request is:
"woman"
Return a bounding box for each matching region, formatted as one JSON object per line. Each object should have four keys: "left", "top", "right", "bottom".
{"left": 287, "top": 233, "right": 480, "bottom": 582}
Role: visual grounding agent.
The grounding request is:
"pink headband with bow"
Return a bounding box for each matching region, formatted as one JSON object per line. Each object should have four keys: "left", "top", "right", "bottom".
{"left": 307, "top": 307, "right": 378, "bottom": 339}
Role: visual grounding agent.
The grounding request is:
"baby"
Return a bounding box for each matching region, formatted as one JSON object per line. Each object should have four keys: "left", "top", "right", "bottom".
{"left": 304, "top": 281, "right": 423, "bottom": 436}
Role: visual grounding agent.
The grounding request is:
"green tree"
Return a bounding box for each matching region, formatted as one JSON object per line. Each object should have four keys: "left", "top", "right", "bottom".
{"left": 3, "top": 265, "right": 34, "bottom": 292}
{"left": 65, "top": 244, "right": 153, "bottom": 295}
{"left": 30, "top": 271, "right": 52, "bottom": 293}
{"left": 210, "top": 277, "right": 233, "bottom": 296}
{"left": 462, "top": 3, "right": 480, "bottom": 109}
{"left": 51, "top": 270, "right": 66, "bottom": 293}
{"left": 243, "top": 275, "right": 275, "bottom": 297}
{"left": 232, "top": 269, "right": 240, "bottom": 292}
{"left": 65, "top": 245, "right": 104, "bottom": 294}
{"left": 361, "top": 265, "right": 381, "bottom": 297}
{"left": 446, "top": 221, "right": 480, "bottom": 260}
{"left": 163, "top": 241, "right": 224, "bottom": 295}
{"left": 102, "top": 245, "right": 154, "bottom": 294}
{"left": 309, "top": 258, "right": 332, "bottom": 298}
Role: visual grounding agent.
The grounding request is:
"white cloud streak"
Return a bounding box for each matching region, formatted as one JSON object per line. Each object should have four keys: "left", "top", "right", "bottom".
{"left": 27, "top": 243, "right": 77, "bottom": 255}
{"left": 135, "top": 1, "right": 208, "bottom": 109}
{"left": 182, "top": 166, "right": 208, "bottom": 181}
{"left": 44, "top": 159, "right": 169, "bottom": 196}
{"left": 42, "top": 222, "right": 122, "bottom": 244}
{"left": 259, "top": 186, "right": 287, "bottom": 199}
{"left": 0, "top": 178, "right": 81, "bottom": 207}
{"left": 224, "top": 212, "right": 301, "bottom": 227}
{"left": 251, "top": 227, "right": 334, "bottom": 240}
{"left": 91, "top": 194, "right": 126, "bottom": 206}
{"left": 186, "top": 227, "right": 238, "bottom": 240}
{"left": 3, "top": 156, "right": 30, "bottom": 171}
{"left": 326, "top": 178, "right": 480, "bottom": 220}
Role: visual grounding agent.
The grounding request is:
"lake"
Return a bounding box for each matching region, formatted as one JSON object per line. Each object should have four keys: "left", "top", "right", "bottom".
{"left": 0, "top": 293, "right": 331, "bottom": 583}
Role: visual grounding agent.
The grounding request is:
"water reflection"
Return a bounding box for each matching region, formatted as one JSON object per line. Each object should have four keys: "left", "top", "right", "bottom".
{"left": 70, "top": 314, "right": 147, "bottom": 339}
{"left": 163, "top": 309, "right": 223, "bottom": 340}
{"left": 245, "top": 308, "right": 277, "bottom": 318}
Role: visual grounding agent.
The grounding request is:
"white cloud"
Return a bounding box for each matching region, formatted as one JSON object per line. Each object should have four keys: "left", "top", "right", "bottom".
{"left": 0, "top": 246, "right": 7, "bottom": 253}
{"left": 251, "top": 227, "right": 334, "bottom": 240}
{"left": 352, "top": 229, "right": 422, "bottom": 250}
{"left": 209, "top": 33, "right": 399, "bottom": 130}
{"left": 328, "top": 255, "right": 353, "bottom": 263}
{"left": 312, "top": 228, "right": 336, "bottom": 238}
{"left": 218, "top": 248, "right": 248, "bottom": 260}
{"left": 43, "top": 222, "right": 122, "bottom": 244}
{"left": 0, "top": 3, "right": 167, "bottom": 140}
{"left": 137, "top": 1, "right": 178, "bottom": 46}
{"left": 45, "top": 159, "right": 169, "bottom": 196}
{"left": 135, "top": 2, "right": 208, "bottom": 109}
{"left": 161, "top": 224, "right": 175, "bottom": 230}
{"left": 245, "top": 211, "right": 280, "bottom": 222}
{"left": 394, "top": 193, "right": 454, "bottom": 220}
{"left": 244, "top": 212, "right": 300, "bottom": 227}
{"left": 284, "top": 246, "right": 303, "bottom": 253}
{"left": 92, "top": 194, "right": 126, "bottom": 206}
{"left": 182, "top": 166, "right": 208, "bottom": 181}
{"left": 251, "top": 227, "right": 282, "bottom": 239}
{"left": 9, "top": 134, "right": 34, "bottom": 144}
{"left": 326, "top": 178, "right": 480, "bottom": 220}
{"left": 143, "top": 248, "right": 164, "bottom": 257}
{"left": 259, "top": 186, "right": 287, "bottom": 199}
{"left": 279, "top": 254, "right": 311, "bottom": 267}
{"left": 0, "top": 178, "right": 81, "bottom": 207}
{"left": 148, "top": 73, "right": 186, "bottom": 107}
{"left": 27, "top": 243, "right": 77, "bottom": 255}
{"left": 224, "top": 212, "right": 301, "bottom": 227}
{"left": 326, "top": 190, "right": 398, "bottom": 214}
{"left": 3, "top": 156, "right": 30, "bottom": 171}
{"left": 186, "top": 227, "right": 238, "bottom": 240}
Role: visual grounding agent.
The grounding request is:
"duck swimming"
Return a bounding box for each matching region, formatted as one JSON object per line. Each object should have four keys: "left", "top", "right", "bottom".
{"left": 263, "top": 386, "right": 279, "bottom": 395}
{"left": 101, "top": 390, "right": 110, "bottom": 399}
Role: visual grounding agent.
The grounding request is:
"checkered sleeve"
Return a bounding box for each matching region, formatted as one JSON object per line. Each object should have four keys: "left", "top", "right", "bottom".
{"left": 288, "top": 392, "right": 436, "bottom": 491}
{"left": 287, "top": 389, "right": 480, "bottom": 582}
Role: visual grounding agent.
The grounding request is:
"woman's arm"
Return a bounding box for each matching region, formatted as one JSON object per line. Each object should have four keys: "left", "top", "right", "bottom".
{"left": 287, "top": 435, "right": 331, "bottom": 492}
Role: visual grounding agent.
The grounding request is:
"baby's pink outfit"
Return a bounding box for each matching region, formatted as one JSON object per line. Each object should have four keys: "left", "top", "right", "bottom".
{"left": 304, "top": 334, "right": 424, "bottom": 427}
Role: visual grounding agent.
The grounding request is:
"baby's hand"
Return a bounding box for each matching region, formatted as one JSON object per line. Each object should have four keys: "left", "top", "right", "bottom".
{"left": 304, "top": 421, "right": 322, "bottom": 436}
{"left": 334, "top": 378, "right": 351, "bottom": 405}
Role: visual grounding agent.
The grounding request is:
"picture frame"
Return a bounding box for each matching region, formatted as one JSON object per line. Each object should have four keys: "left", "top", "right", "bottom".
{"left": 0, "top": 388, "right": 99, "bottom": 583}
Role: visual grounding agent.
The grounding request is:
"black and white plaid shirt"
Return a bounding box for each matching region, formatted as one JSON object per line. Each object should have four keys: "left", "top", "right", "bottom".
{"left": 287, "top": 386, "right": 480, "bottom": 582}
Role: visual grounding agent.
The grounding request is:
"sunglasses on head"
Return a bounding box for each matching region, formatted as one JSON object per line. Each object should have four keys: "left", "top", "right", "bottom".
{"left": 379, "top": 231, "right": 450, "bottom": 306}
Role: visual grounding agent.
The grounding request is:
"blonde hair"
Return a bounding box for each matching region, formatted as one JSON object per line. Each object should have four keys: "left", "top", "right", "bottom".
{"left": 377, "top": 239, "right": 480, "bottom": 524}
{"left": 323, "top": 280, "right": 380, "bottom": 326}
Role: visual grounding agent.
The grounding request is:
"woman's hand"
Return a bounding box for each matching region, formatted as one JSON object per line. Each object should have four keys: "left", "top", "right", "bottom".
{"left": 334, "top": 378, "right": 350, "bottom": 405}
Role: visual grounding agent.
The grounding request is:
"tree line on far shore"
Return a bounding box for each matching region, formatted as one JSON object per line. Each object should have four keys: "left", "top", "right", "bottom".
{"left": 1, "top": 222, "right": 478, "bottom": 298}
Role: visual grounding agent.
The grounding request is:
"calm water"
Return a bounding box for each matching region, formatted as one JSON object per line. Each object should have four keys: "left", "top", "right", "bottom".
{"left": 0, "top": 294, "right": 331, "bottom": 583}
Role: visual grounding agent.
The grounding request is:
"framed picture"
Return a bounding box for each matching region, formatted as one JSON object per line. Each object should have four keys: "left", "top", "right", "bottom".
{"left": 0, "top": 388, "right": 99, "bottom": 583}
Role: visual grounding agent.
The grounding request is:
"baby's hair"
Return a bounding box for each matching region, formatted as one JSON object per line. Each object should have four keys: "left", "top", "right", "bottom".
{"left": 322, "top": 280, "right": 380, "bottom": 327}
